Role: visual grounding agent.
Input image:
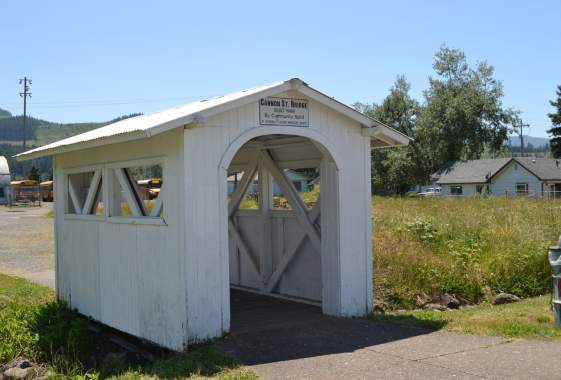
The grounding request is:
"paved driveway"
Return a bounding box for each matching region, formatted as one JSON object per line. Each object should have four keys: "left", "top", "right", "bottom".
{"left": 1, "top": 206, "right": 560, "bottom": 379}
{"left": 0, "top": 204, "right": 54, "bottom": 287}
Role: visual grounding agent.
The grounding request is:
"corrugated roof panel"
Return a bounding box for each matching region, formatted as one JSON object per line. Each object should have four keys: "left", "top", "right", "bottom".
{"left": 17, "top": 80, "right": 286, "bottom": 159}
{"left": 16, "top": 78, "right": 409, "bottom": 160}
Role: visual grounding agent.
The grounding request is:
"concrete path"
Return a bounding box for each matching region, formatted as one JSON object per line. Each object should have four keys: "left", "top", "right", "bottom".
{"left": 221, "top": 290, "right": 561, "bottom": 380}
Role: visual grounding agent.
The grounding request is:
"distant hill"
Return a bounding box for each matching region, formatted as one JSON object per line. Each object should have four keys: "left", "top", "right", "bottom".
{"left": 0, "top": 112, "right": 142, "bottom": 146}
{"left": 507, "top": 135, "right": 549, "bottom": 148}
{"left": 0, "top": 111, "right": 141, "bottom": 179}
{"left": 0, "top": 108, "right": 12, "bottom": 119}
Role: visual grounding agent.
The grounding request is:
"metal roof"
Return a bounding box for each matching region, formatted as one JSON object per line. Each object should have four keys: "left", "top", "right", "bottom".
{"left": 16, "top": 78, "right": 410, "bottom": 160}
{"left": 434, "top": 157, "right": 561, "bottom": 184}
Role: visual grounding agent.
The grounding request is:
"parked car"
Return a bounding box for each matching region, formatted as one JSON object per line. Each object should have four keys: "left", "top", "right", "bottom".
{"left": 418, "top": 187, "right": 441, "bottom": 197}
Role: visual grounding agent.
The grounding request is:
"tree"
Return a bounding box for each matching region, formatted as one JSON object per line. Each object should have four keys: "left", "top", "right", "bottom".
{"left": 416, "top": 46, "right": 511, "bottom": 175}
{"left": 28, "top": 164, "right": 40, "bottom": 182}
{"left": 354, "top": 75, "right": 422, "bottom": 193}
{"left": 547, "top": 85, "right": 561, "bottom": 158}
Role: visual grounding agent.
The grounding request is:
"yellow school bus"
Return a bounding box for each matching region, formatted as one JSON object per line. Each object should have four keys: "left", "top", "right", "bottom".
{"left": 40, "top": 180, "right": 54, "bottom": 202}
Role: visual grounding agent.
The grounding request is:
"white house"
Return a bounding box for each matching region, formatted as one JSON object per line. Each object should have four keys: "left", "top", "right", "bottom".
{"left": 17, "top": 78, "right": 408, "bottom": 351}
{"left": 0, "top": 156, "right": 10, "bottom": 204}
{"left": 434, "top": 157, "right": 561, "bottom": 197}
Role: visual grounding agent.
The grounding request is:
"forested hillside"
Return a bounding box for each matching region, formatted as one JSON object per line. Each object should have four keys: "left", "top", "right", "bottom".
{"left": 0, "top": 109, "right": 141, "bottom": 179}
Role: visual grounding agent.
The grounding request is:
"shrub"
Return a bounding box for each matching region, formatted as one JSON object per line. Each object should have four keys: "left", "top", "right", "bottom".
{"left": 32, "top": 301, "right": 92, "bottom": 359}
{"left": 0, "top": 303, "right": 38, "bottom": 363}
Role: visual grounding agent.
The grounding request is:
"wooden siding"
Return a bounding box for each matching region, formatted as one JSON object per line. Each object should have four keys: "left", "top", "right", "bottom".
{"left": 490, "top": 161, "right": 542, "bottom": 196}
{"left": 54, "top": 129, "right": 186, "bottom": 350}
{"left": 54, "top": 88, "right": 374, "bottom": 350}
{"left": 184, "top": 89, "right": 373, "bottom": 342}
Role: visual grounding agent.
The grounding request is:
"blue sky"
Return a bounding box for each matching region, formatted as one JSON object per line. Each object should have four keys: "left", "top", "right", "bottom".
{"left": 1, "top": 0, "right": 559, "bottom": 137}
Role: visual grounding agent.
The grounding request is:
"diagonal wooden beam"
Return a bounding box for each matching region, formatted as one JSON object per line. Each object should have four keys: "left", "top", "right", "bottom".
{"left": 228, "top": 219, "right": 260, "bottom": 276}
{"left": 228, "top": 157, "right": 259, "bottom": 218}
{"left": 81, "top": 170, "right": 102, "bottom": 215}
{"left": 149, "top": 185, "right": 164, "bottom": 217}
{"left": 114, "top": 168, "right": 143, "bottom": 217}
{"left": 125, "top": 169, "right": 148, "bottom": 216}
{"left": 260, "top": 150, "right": 321, "bottom": 253}
{"left": 265, "top": 199, "right": 321, "bottom": 292}
{"left": 67, "top": 178, "right": 82, "bottom": 215}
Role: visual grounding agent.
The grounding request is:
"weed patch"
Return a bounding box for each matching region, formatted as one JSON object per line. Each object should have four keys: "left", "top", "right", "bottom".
{"left": 374, "top": 197, "right": 555, "bottom": 309}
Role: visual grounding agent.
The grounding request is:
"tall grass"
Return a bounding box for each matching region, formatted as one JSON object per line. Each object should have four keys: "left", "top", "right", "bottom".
{"left": 373, "top": 197, "right": 559, "bottom": 309}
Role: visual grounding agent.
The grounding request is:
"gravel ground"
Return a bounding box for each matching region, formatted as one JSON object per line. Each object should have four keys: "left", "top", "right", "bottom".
{"left": 0, "top": 203, "right": 55, "bottom": 287}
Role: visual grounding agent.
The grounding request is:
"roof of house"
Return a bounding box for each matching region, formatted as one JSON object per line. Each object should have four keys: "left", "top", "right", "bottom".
{"left": 16, "top": 78, "right": 410, "bottom": 161}
{"left": 434, "top": 157, "right": 561, "bottom": 184}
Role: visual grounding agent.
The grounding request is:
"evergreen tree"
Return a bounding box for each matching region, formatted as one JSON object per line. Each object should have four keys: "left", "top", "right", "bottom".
{"left": 28, "top": 164, "right": 41, "bottom": 182}
{"left": 547, "top": 85, "right": 561, "bottom": 158}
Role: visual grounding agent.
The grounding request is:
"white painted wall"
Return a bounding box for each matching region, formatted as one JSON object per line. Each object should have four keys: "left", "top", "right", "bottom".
{"left": 490, "top": 161, "right": 542, "bottom": 196}
{"left": 54, "top": 128, "right": 187, "bottom": 350}
{"left": 184, "top": 89, "right": 373, "bottom": 342}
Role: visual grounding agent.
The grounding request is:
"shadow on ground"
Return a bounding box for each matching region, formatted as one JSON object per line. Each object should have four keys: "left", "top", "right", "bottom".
{"left": 219, "top": 290, "right": 445, "bottom": 366}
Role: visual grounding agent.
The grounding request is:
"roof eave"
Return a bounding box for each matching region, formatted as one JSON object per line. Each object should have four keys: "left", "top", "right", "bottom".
{"left": 15, "top": 130, "right": 150, "bottom": 161}
{"left": 361, "top": 125, "right": 411, "bottom": 147}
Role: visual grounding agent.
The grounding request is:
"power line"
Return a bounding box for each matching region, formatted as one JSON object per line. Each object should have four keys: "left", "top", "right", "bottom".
{"left": 0, "top": 94, "right": 219, "bottom": 109}
{"left": 19, "top": 77, "right": 32, "bottom": 150}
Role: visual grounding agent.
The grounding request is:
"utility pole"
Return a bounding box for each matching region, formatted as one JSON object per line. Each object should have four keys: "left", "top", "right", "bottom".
{"left": 513, "top": 116, "right": 529, "bottom": 157}
{"left": 519, "top": 123, "right": 529, "bottom": 157}
{"left": 19, "top": 77, "right": 32, "bottom": 151}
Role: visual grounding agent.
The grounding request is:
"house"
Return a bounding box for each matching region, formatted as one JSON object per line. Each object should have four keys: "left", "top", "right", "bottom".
{"left": 433, "top": 157, "right": 561, "bottom": 197}
{"left": 227, "top": 169, "right": 313, "bottom": 195}
{"left": 0, "top": 156, "right": 10, "bottom": 204}
{"left": 16, "top": 78, "right": 408, "bottom": 351}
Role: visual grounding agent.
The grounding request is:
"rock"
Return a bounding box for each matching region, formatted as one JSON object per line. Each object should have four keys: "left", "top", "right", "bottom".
{"left": 3, "top": 367, "right": 30, "bottom": 379}
{"left": 493, "top": 293, "right": 520, "bottom": 305}
{"left": 415, "top": 292, "right": 431, "bottom": 308}
{"left": 424, "top": 303, "right": 447, "bottom": 311}
{"left": 3, "top": 358, "right": 32, "bottom": 370}
{"left": 431, "top": 294, "right": 460, "bottom": 309}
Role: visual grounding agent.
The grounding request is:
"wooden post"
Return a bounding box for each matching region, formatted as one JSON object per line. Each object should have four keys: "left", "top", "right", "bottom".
{"left": 258, "top": 156, "right": 273, "bottom": 290}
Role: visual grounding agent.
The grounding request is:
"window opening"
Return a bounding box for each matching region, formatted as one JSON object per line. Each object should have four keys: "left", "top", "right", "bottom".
{"left": 66, "top": 170, "right": 103, "bottom": 215}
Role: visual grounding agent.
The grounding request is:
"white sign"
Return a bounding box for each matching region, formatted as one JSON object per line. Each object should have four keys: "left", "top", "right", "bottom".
{"left": 259, "top": 97, "right": 309, "bottom": 127}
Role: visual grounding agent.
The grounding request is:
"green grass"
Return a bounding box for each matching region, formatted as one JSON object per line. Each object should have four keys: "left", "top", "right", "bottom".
{"left": 373, "top": 196, "right": 558, "bottom": 309}
{"left": 0, "top": 274, "right": 256, "bottom": 379}
{"left": 371, "top": 295, "right": 561, "bottom": 340}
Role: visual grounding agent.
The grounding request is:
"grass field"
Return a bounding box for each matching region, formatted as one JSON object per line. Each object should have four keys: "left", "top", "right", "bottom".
{"left": 373, "top": 196, "right": 559, "bottom": 309}
{"left": 0, "top": 274, "right": 255, "bottom": 379}
{"left": 372, "top": 295, "right": 561, "bottom": 340}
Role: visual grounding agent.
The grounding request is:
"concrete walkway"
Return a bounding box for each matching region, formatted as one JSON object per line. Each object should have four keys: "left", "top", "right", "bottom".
{"left": 221, "top": 290, "right": 561, "bottom": 380}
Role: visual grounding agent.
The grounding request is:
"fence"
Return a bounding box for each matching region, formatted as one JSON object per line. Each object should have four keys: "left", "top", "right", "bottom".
{"left": 8, "top": 184, "right": 42, "bottom": 206}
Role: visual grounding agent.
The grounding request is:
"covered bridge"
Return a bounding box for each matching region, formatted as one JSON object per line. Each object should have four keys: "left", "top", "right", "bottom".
{"left": 17, "top": 78, "right": 408, "bottom": 350}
